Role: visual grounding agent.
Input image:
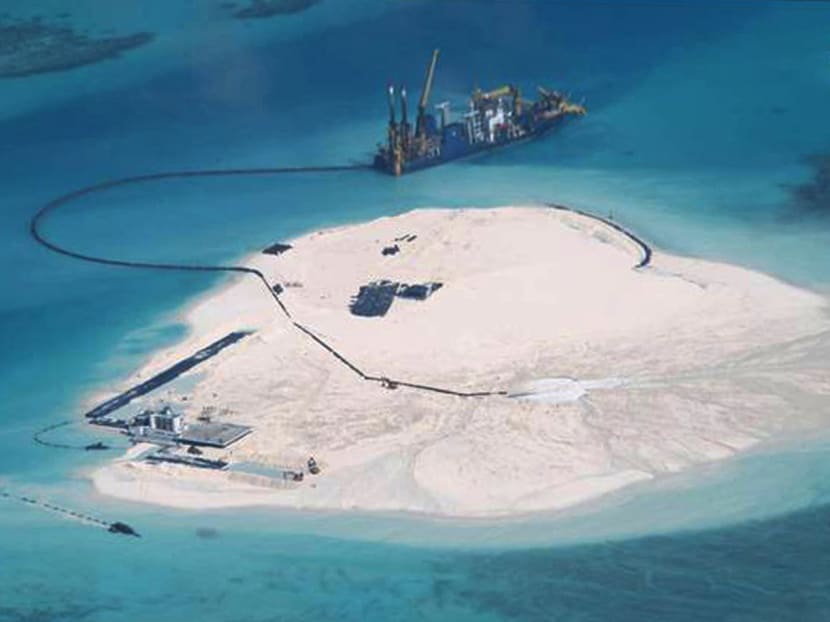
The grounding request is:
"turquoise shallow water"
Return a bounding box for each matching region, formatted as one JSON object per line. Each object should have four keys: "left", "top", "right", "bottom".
{"left": 2, "top": 1, "right": 830, "bottom": 620}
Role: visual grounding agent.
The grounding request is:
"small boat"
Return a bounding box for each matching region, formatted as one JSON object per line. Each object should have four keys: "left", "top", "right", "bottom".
{"left": 108, "top": 521, "right": 140, "bottom": 537}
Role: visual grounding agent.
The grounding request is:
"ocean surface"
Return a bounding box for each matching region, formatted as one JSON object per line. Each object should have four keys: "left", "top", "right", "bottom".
{"left": 2, "top": 1, "right": 830, "bottom": 620}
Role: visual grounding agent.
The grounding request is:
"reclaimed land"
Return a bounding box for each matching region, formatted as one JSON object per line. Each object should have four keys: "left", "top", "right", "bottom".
{"left": 89, "top": 206, "right": 829, "bottom": 517}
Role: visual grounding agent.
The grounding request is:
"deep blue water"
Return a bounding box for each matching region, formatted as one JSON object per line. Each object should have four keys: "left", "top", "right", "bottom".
{"left": 2, "top": 1, "right": 830, "bottom": 620}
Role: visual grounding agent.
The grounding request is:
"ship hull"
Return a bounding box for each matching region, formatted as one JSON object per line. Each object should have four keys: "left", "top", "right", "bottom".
{"left": 373, "top": 115, "right": 567, "bottom": 175}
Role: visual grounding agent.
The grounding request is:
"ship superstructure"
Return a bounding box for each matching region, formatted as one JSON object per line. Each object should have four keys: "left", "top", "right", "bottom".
{"left": 374, "top": 49, "right": 586, "bottom": 176}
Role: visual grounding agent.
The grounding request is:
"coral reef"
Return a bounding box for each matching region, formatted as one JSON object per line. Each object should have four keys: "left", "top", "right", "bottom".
{"left": 789, "top": 154, "right": 830, "bottom": 217}
{"left": 228, "top": 0, "right": 322, "bottom": 20}
{"left": 0, "top": 15, "right": 153, "bottom": 78}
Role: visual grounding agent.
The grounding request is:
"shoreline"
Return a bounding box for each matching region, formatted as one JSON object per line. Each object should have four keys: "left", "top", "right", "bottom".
{"left": 85, "top": 205, "right": 829, "bottom": 518}
{"left": 84, "top": 424, "right": 830, "bottom": 552}
{"left": 91, "top": 455, "right": 655, "bottom": 517}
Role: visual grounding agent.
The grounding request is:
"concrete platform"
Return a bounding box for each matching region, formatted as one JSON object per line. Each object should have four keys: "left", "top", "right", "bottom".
{"left": 179, "top": 422, "right": 252, "bottom": 448}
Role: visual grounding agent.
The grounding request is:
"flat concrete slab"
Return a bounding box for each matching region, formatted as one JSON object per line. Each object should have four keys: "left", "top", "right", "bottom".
{"left": 179, "top": 422, "right": 252, "bottom": 448}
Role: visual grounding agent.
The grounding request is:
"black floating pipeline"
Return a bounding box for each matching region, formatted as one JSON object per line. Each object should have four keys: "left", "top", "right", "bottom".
{"left": 27, "top": 166, "right": 375, "bottom": 372}
{"left": 0, "top": 487, "right": 139, "bottom": 537}
{"left": 29, "top": 164, "right": 371, "bottom": 276}
{"left": 28, "top": 162, "right": 504, "bottom": 404}
{"left": 32, "top": 420, "right": 122, "bottom": 451}
{"left": 33, "top": 418, "right": 135, "bottom": 452}
{"left": 33, "top": 420, "right": 81, "bottom": 450}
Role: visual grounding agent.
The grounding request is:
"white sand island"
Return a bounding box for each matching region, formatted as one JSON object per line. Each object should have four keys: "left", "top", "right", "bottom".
{"left": 92, "top": 206, "right": 830, "bottom": 517}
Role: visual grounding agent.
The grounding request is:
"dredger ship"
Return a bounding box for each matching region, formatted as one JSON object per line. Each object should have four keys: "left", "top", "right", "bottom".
{"left": 374, "top": 49, "right": 586, "bottom": 176}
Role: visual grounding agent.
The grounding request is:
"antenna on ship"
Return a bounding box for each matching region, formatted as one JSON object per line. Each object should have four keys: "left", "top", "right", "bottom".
{"left": 387, "top": 84, "right": 398, "bottom": 154}
{"left": 388, "top": 84, "right": 396, "bottom": 126}
{"left": 435, "top": 101, "right": 450, "bottom": 131}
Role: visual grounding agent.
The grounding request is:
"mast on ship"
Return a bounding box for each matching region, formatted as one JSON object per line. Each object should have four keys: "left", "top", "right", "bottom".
{"left": 400, "top": 85, "right": 410, "bottom": 153}
{"left": 387, "top": 84, "right": 397, "bottom": 150}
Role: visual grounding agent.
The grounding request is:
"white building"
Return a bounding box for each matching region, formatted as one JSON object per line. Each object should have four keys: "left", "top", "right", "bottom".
{"left": 131, "top": 406, "right": 185, "bottom": 441}
{"left": 150, "top": 407, "right": 184, "bottom": 434}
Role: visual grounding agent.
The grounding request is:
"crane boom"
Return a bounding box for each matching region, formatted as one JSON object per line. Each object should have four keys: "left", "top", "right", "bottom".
{"left": 416, "top": 49, "right": 440, "bottom": 137}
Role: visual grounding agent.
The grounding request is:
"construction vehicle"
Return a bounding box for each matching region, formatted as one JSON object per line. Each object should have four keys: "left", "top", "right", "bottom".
{"left": 374, "top": 49, "right": 585, "bottom": 176}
